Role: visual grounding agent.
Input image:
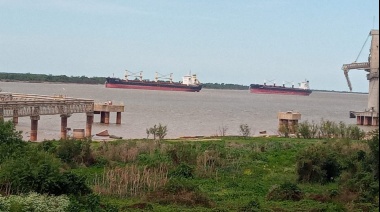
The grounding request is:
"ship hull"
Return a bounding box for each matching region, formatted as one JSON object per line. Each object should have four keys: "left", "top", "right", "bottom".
{"left": 249, "top": 84, "right": 312, "bottom": 96}
{"left": 105, "top": 78, "right": 202, "bottom": 92}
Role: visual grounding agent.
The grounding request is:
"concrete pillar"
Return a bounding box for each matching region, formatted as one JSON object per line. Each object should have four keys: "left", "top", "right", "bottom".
{"left": 86, "top": 112, "right": 94, "bottom": 138}
{"left": 357, "top": 116, "right": 362, "bottom": 125}
{"left": 0, "top": 108, "right": 3, "bottom": 122}
{"left": 104, "top": 112, "right": 110, "bottom": 124}
{"left": 60, "top": 114, "right": 70, "bottom": 140}
{"left": 368, "top": 30, "right": 379, "bottom": 114}
{"left": 30, "top": 115, "right": 40, "bottom": 141}
{"left": 12, "top": 109, "right": 18, "bottom": 125}
{"left": 116, "top": 112, "right": 122, "bottom": 124}
{"left": 100, "top": 112, "right": 105, "bottom": 123}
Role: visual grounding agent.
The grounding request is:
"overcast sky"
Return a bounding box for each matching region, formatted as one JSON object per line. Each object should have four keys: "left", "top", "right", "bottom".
{"left": 0, "top": 0, "right": 379, "bottom": 92}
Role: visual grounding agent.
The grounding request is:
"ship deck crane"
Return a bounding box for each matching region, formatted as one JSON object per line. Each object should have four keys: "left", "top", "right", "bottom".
{"left": 125, "top": 70, "right": 143, "bottom": 81}
{"left": 155, "top": 72, "right": 173, "bottom": 83}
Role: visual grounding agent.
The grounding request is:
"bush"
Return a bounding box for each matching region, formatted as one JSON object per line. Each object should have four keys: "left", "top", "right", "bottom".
{"left": 296, "top": 144, "right": 340, "bottom": 184}
{"left": 0, "top": 147, "right": 91, "bottom": 195}
{"left": 0, "top": 192, "right": 70, "bottom": 212}
{"left": 0, "top": 148, "right": 62, "bottom": 194}
{"left": 239, "top": 124, "right": 251, "bottom": 138}
{"left": 367, "top": 129, "right": 379, "bottom": 180}
{"left": 295, "top": 119, "right": 366, "bottom": 140}
{"left": 169, "top": 163, "right": 194, "bottom": 179}
{"left": 0, "top": 120, "right": 25, "bottom": 164}
{"left": 146, "top": 123, "right": 168, "bottom": 140}
{"left": 68, "top": 194, "right": 118, "bottom": 212}
{"left": 56, "top": 139, "right": 94, "bottom": 167}
{"left": 266, "top": 182, "right": 303, "bottom": 201}
{"left": 148, "top": 179, "right": 214, "bottom": 207}
{"left": 239, "top": 198, "right": 261, "bottom": 211}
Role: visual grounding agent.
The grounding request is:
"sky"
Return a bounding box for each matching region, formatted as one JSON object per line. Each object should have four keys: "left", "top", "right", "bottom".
{"left": 0, "top": 0, "right": 379, "bottom": 92}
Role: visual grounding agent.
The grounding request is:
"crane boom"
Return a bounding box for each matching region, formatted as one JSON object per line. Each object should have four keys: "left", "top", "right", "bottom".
{"left": 341, "top": 62, "right": 370, "bottom": 91}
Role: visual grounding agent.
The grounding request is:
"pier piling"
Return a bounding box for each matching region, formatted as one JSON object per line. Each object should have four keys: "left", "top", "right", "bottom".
{"left": 94, "top": 102, "right": 124, "bottom": 124}
{"left": 30, "top": 115, "right": 40, "bottom": 141}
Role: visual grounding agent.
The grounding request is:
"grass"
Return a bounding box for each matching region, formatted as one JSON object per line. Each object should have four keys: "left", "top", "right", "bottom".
{"left": 65, "top": 135, "right": 376, "bottom": 211}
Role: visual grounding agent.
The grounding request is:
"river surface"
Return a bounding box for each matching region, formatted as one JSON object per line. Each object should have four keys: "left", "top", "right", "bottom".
{"left": 0, "top": 81, "right": 373, "bottom": 141}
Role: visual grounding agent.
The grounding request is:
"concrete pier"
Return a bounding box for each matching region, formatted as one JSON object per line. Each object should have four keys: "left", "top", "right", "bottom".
{"left": 0, "top": 92, "right": 94, "bottom": 141}
{"left": 278, "top": 111, "right": 301, "bottom": 134}
{"left": 94, "top": 102, "right": 124, "bottom": 124}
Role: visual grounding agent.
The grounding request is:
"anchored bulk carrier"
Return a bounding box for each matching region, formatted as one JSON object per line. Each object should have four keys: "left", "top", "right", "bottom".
{"left": 250, "top": 80, "right": 312, "bottom": 96}
{"left": 105, "top": 71, "right": 202, "bottom": 92}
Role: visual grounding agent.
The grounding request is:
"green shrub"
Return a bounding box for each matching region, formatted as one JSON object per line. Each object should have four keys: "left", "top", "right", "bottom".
{"left": 0, "top": 192, "right": 70, "bottom": 212}
{"left": 149, "top": 179, "right": 214, "bottom": 207}
{"left": 239, "top": 198, "right": 261, "bottom": 212}
{"left": 169, "top": 163, "right": 194, "bottom": 179}
{"left": 295, "top": 119, "right": 366, "bottom": 140}
{"left": 0, "top": 120, "right": 25, "bottom": 164}
{"left": 0, "top": 148, "right": 62, "bottom": 194}
{"left": 266, "top": 182, "right": 303, "bottom": 201}
{"left": 367, "top": 129, "right": 379, "bottom": 179}
{"left": 0, "top": 147, "right": 91, "bottom": 195}
{"left": 68, "top": 194, "right": 118, "bottom": 212}
{"left": 296, "top": 144, "right": 341, "bottom": 184}
{"left": 37, "top": 140, "right": 57, "bottom": 154}
{"left": 56, "top": 139, "right": 94, "bottom": 167}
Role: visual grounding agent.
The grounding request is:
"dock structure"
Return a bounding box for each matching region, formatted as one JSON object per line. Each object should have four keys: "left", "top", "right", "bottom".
{"left": 0, "top": 92, "right": 94, "bottom": 141}
{"left": 94, "top": 101, "right": 124, "bottom": 124}
{"left": 342, "top": 29, "right": 379, "bottom": 126}
{"left": 278, "top": 111, "right": 301, "bottom": 134}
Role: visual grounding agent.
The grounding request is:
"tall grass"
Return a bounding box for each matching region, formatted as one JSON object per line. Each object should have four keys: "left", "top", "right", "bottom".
{"left": 93, "top": 140, "right": 158, "bottom": 163}
{"left": 92, "top": 164, "right": 168, "bottom": 197}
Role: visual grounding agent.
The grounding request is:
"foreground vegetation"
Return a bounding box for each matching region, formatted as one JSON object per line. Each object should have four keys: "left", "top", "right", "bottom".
{"left": 0, "top": 119, "right": 378, "bottom": 211}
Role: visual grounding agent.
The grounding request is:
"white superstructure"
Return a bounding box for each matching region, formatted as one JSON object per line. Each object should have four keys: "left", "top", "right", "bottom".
{"left": 298, "top": 80, "right": 310, "bottom": 90}
{"left": 182, "top": 74, "right": 200, "bottom": 86}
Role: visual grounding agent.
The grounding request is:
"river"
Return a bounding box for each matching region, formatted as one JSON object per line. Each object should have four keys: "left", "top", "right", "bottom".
{"left": 0, "top": 81, "right": 372, "bottom": 141}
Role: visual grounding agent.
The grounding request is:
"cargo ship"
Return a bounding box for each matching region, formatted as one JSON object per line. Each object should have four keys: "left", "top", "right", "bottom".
{"left": 105, "top": 71, "right": 202, "bottom": 92}
{"left": 249, "top": 80, "right": 312, "bottom": 96}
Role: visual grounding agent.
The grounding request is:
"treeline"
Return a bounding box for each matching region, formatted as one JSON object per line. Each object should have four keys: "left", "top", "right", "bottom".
{"left": 0, "top": 72, "right": 249, "bottom": 90}
{"left": 0, "top": 72, "right": 106, "bottom": 84}
{"left": 202, "top": 82, "right": 248, "bottom": 90}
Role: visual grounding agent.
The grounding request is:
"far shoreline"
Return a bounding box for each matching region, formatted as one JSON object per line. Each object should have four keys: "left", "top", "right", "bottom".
{"left": 0, "top": 80, "right": 368, "bottom": 94}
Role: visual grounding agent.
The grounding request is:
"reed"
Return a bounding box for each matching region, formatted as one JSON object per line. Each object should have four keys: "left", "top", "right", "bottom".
{"left": 196, "top": 150, "right": 223, "bottom": 178}
{"left": 93, "top": 140, "right": 159, "bottom": 163}
{"left": 92, "top": 164, "right": 168, "bottom": 197}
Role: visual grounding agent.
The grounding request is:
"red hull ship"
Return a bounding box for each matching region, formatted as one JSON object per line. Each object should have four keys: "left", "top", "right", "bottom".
{"left": 105, "top": 71, "right": 202, "bottom": 92}
{"left": 250, "top": 80, "right": 312, "bottom": 96}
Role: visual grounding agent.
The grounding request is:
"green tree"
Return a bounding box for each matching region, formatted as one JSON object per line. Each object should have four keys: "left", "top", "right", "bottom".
{"left": 0, "top": 120, "right": 25, "bottom": 163}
